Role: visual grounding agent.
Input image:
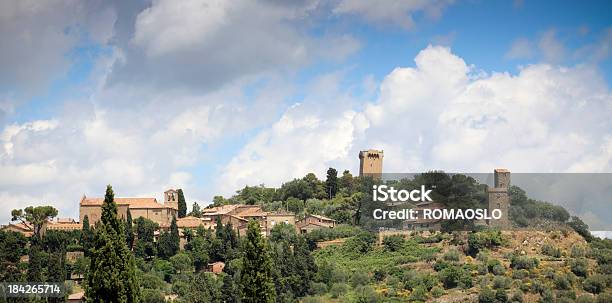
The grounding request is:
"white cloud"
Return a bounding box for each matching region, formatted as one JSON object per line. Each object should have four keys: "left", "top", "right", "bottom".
{"left": 538, "top": 29, "right": 566, "bottom": 63}
{"left": 506, "top": 38, "right": 534, "bottom": 59}
{"left": 221, "top": 45, "right": 612, "bottom": 194}
{"left": 333, "top": 0, "right": 454, "bottom": 29}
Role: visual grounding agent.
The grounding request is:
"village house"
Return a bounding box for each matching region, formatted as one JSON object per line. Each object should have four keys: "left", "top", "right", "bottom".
{"left": 296, "top": 214, "right": 337, "bottom": 234}
{"left": 201, "top": 204, "right": 297, "bottom": 236}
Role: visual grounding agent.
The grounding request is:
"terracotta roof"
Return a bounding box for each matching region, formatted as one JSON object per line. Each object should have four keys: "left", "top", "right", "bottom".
{"left": 299, "top": 221, "right": 333, "bottom": 228}
{"left": 47, "top": 222, "right": 82, "bottom": 230}
{"left": 176, "top": 216, "right": 207, "bottom": 228}
{"left": 267, "top": 211, "right": 294, "bottom": 216}
{"left": 68, "top": 292, "right": 84, "bottom": 300}
{"left": 308, "top": 214, "right": 336, "bottom": 222}
{"left": 80, "top": 197, "right": 174, "bottom": 209}
{"left": 236, "top": 207, "right": 267, "bottom": 217}
{"left": 202, "top": 204, "right": 240, "bottom": 215}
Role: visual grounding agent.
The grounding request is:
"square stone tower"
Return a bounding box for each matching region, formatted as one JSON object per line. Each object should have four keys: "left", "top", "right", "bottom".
{"left": 488, "top": 168, "right": 510, "bottom": 228}
{"left": 359, "top": 149, "right": 384, "bottom": 177}
{"left": 164, "top": 189, "right": 179, "bottom": 210}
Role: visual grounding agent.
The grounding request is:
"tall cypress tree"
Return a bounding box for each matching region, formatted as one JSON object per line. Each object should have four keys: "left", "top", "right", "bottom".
{"left": 82, "top": 215, "right": 93, "bottom": 256}
{"left": 177, "top": 189, "right": 187, "bottom": 218}
{"left": 240, "top": 220, "right": 276, "bottom": 303}
{"left": 125, "top": 209, "right": 134, "bottom": 250}
{"left": 170, "top": 215, "right": 180, "bottom": 254}
{"left": 86, "top": 185, "right": 140, "bottom": 302}
{"left": 325, "top": 167, "right": 339, "bottom": 199}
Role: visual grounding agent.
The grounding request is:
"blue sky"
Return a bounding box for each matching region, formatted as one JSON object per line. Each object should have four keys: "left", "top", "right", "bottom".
{"left": 0, "top": 0, "right": 611, "bottom": 228}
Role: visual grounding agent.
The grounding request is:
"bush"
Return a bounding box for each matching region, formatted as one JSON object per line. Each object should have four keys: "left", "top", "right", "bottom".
{"left": 492, "top": 276, "right": 511, "bottom": 290}
{"left": 510, "top": 255, "right": 539, "bottom": 270}
{"left": 382, "top": 235, "right": 404, "bottom": 252}
{"left": 570, "top": 258, "right": 589, "bottom": 277}
{"left": 409, "top": 285, "right": 428, "bottom": 302}
{"left": 443, "top": 249, "right": 461, "bottom": 262}
{"left": 539, "top": 289, "right": 554, "bottom": 303}
{"left": 596, "top": 293, "right": 612, "bottom": 303}
{"left": 495, "top": 289, "right": 508, "bottom": 303}
{"left": 431, "top": 286, "right": 444, "bottom": 298}
{"left": 329, "top": 283, "right": 349, "bottom": 298}
{"left": 509, "top": 290, "right": 524, "bottom": 303}
{"left": 353, "top": 285, "right": 379, "bottom": 303}
{"left": 343, "top": 231, "right": 376, "bottom": 254}
{"left": 310, "top": 282, "right": 327, "bottom": 295}
{"left": 479, "top": 287, "right": 495, "bottom": 303}
{"left": 491, "top": 264, "right": 505, "bottom": 276}
{"left": 512, "top": 269, "right": 529, "bottom": 280}
{"left": 468, "top": 230, "right": 506, "bottom": 256}
{"left": 439, "top": 265, "right": 472, "bottom": 289}
{"left": 541, "top": 243, "right": 562, "bottom": 258}
{"left": 571, "top": 244, "right": 587, "bottom": 258}
{"left": 582, "top": 274, "right": 607, "bottom": 294}
{"left": 576, "top": 295, "right": 595, "bottom": 303}
{"left": 141, "top": 289, "right": 165, "bottom": 303}
{"left": 351, "top": 271, "right": 370, "bottom": 288}
{"left": 554, "top": 274, "right": 571, "bottom": 290}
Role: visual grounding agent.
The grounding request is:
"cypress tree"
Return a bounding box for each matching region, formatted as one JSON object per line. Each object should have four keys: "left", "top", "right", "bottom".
{"left": 125, "top": 209, "right": 134, "bottom": 249}
{"left": 177, "top": 189, "right": 187, "bottom": 218}
{"left": 27, "top": 240, "right": 44, "bottom": 282}
{"left": 82, "top": 215, "right": 94, "bottom": 256}
{"left": 325, "top": 167, "right": 339, "bottom": 199}
{"left": 240, "top": 220, "right": 276, "bottom": 303}
{"left": 86, "top": 185, "right": 140, "bottom": 302}
{"left": 170, "top": 215, "right": 180, "bottom": 254}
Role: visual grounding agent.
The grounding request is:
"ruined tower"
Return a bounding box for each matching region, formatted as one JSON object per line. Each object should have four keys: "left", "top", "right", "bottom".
{"left": 359, "top": 149, "right": 384, "bottom": 177}
{"left": 488, "top": 168, "right": 511, "bottom": 228}
{"left": 164, "top": 189, "right": 179, "bottom": 210}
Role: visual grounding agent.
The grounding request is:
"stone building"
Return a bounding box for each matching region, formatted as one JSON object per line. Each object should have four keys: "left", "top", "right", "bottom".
{"left": 79, "top": 192, "right": 178, "bottom": 227}
{"left": 296, "top": 214, "right": 336, "bottom": 234}
{"left": 201, "top": 204, "right": 296, "bottom": 237}
{"left": 488, "top": 168, "right": 511, "bottom": 228}
{"left": 359, "top": 149, "right": 384, "bottom": 177}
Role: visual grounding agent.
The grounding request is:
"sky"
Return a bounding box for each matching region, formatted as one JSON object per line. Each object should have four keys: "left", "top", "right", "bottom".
{"left": 0, "top": 0, "right": 611, "bottom": 226}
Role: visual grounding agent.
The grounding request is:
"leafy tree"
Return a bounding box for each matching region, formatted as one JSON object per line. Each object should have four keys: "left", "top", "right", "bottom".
{"left": 158, "top": 216, "right": 180, "bottom": 259}
{"left": 221, "top": 272, "right": 240, "bottom": 303}
{"left": 339, "top": 170, "right": 355, "bottom": 195}
{"left": 325, "top": 167, "right": 339, "bottom": 199}
{"left": 11, "top": 205, "right": 58, "bottom": 239}
{"left": 568, "top": 216, "right": 593, "bottom": 242}
{"left": 170, "top": 252, "right": 193, "bottom": 274}
{"left": 184, "top": 272, "right": 221, "bottom": 303}
{"left": 134, "top": 217, "right": 159, "bottom": 259}
{"left": 82, "top": 215, "right": 94, "bottom": 256}
{"left": 240, "top": 220, "right": 276, "bottom": 303}
{"left": 190, "top": 202, "right": 202, "bottom": 217}
{"left": 125, "top": 209, "right": 134, "bottom": 249}
{"left": 177, "top": 189, "right": 187, "bottom": 218}
{"left": 85, "top": 185, "right": 140, "bottom": 302}
{"left": 269, "top": 222, "right": 297, "bottom": 244}
{"left": 0, "top": 230, "right": 27, "bottom": 281}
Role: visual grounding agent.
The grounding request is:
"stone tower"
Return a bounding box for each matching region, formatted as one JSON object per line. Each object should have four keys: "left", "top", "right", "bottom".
{"left": 164, "top": 189, "right": 179, "bottom": 210}
{"left": 488, "top": 168, "right": 510, "bottom": 228}
{"left": 359, "top": 149, "right": 384, "bottom": 177}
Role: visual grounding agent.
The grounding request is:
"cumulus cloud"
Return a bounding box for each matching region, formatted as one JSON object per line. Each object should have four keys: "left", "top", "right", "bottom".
{"left": 0, "top": 0, "right": 116, "bottom": 95}
{"left": 220, "top": 45, "right": 612, "bottom": 208}
{"left": 333, "top": 0, "right": 454, "bottom": 29}
{"left": 109, "top": 0, "right": 360, "bottom": 91}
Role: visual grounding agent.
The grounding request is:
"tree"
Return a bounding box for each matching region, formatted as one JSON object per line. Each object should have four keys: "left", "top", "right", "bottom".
{"left": 11, "top": 205, "right": 58, "bottom": 239}
{"left": 134, "top": 217, "right": 159, "bottom": 259}
{"left": 158, "top": 216, "right": 180, "bottom": 259}
{"left": 325, "top": 167, "right": 339, "bottom": 199}
{"left": 177, "top": 189, "right": 187, "bottom": 218}
{"left": 85, "top": 185, "right": 140, "bottom": 302}
{"left": 184, "top": 272, "right": 221, "bottom": 303}
{"left": 82, "top": 215, "right": 94, "bottom": 256}
{"left": 190, "top": 202, "right": 202, "bottom": 217}
{"left": 240, "top": 220, "right": 276, "bottom": 303}
{"left": 0, "top": 230, "right": 27, "bottom": 281}
{"left": 27, "top": 242, "right": 45, "bottom": 282}
{"left": 125, "top": 209, "right": 134, "bottom": 249}
{"left": 339, "top": 170, "right": 354, "bottom": 195}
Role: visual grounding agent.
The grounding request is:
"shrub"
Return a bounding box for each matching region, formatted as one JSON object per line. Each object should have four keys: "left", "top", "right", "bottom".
{"left": 310, "top": 282, "right": 327, "bottom": 295}
{"left": 479, "top": 287, "right": 495, "bottom": 303}
{"left": 373, "top": 269, "right": 387, "bottom": 282}
{"left": 554, "top": 274, "right": 571, "bottom": 290}
{"left": 382, "top": 235, "right": 405, "bottom": 252}
{"left": 492, "top": 276, "right": 511, "bottom": 290}
{"left": 570, "top": 258, "right": 589, "bottom": 277}
{"left": 541, "top": 243, "right": 562, "bottom": 258}
{"left": 512, "top": 269, "right": 529, "bottom": 280}
{"left": 431, "top": 286, "right": 444, "bottom": 298}
{"left": 582, "top": 274, "right": 607, "bottom": 294}
{"left": 443, "top": 249, "right": 461, "bottom": 262}
{"left": 495, "top": 289, "right": 508, "bottom": 303}
{"left": 539, "top": 289, "right": 554, "bottom": 303}
{"left": 597, "top": 293, "right": 612, "bottom": 303}
{"left": 509, "top": 290, "right": 524, "bottom": 303}
{"left": 439, "top": 265, "right": 472, "bottom": 289}
{"left": 330, "top": 283, "right": 349, "bottom": 298}
{"left": 571, "top": 244, "right": 587, "bottom": 258}
{"left": 468, "top": 230, "right": 506, "bottom": 256}
{"left": 556, "top": 290, "right": 576, "bottom": 300}
{"left": 353, "top": 285, "right": 379, "bottom": 303}
{"left": 409, "top": 285, "right": 428, "bottom": 302}
{"left": 576, "top": 295, "right": 595, "bottom": 303}
{"left": 141, "top": 289, "right": 165, "bottom": 303}
{"left": 351, "top": 271, "right": 370, "bottom": 288}
{"left": 491, "top": 264, "right": 505, "bottom": 276}
{"left": 510, "top": 255, "right": 539, "bottom": 270}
